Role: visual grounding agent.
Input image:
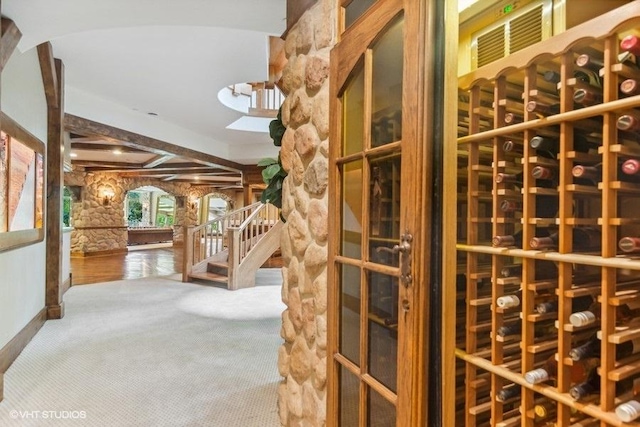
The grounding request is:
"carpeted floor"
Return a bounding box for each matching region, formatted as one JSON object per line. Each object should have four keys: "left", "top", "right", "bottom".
{"left": 0, "top": 269, "right": 285, "bottom": 427}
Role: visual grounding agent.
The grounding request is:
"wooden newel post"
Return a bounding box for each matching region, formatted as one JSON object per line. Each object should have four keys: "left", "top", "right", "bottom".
{"left": 182, "top": 225, "right": 194, "bottom": 282}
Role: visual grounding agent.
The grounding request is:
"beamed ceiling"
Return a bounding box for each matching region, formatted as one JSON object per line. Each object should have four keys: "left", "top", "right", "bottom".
{"left": 64, "top": 114, "right": 264, "bottom": 189}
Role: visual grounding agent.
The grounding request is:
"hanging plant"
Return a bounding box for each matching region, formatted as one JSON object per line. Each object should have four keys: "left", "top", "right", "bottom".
{"left": 259, "top": 107, "right": 288, "bottom": 215}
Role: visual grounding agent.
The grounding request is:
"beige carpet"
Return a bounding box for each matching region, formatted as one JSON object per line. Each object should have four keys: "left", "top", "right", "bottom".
{"left": 0, "top": 269, "right": 285, "bottom": 427}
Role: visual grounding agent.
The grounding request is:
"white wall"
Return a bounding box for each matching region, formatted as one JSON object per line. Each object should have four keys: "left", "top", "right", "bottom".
{"left": 0, "top": 47, "right": 48, "bottom": 349}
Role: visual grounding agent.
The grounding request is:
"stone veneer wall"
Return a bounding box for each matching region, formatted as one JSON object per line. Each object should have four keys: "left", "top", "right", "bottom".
{"left": 65, "top": 170, "right": 232, "bottom": 254}
{"left": 277, "top": 1, "right": 336, "bottom": 425}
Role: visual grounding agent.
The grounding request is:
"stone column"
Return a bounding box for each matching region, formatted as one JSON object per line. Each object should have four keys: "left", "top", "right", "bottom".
{"left": 70, "top": 172, "right": 128, "bottom": 255}
{"left": 277, "top": 1, "right": 335, "bottom": 425}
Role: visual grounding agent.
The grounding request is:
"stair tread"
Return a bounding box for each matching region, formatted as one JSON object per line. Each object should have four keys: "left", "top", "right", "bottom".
{"left": 208, "top": 261, "right": 229, "bottom": 267}
{"left": 190, "top": 271, "right": 229, "bottom": 283}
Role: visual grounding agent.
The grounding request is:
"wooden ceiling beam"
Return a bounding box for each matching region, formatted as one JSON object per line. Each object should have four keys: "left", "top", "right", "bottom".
{"left": 64, "top": 114, "right": 245, "bottom": 172}
{"left": 69, "top": 136, "right": 109, "bottom": 143}
{"left": 1, "top": 17, "right": 22, "bottom": 74}
{"left": 116, "top": 169, "right": 238, "bottom": 177}
{"left": 84, "top": 164, "right": 229, "bottom": 174}
{"left": 76, "top": 161, "right": 145, "bottom": 169}
{"left": 70, "top": 142, "right": 150, "bottom": 154}
{"left": 143, "top": 154, "right": 175, "bottom": 169}
{"left": 36, "top": 42, "right": 58, "bottom": 107}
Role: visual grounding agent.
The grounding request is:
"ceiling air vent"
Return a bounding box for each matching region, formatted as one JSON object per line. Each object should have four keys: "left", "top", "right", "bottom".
{"left": 472, "top": 1, "right": 550, "bottom": 69}
{"left": 477, "top": 25, "right": 506, "bottom": 68}
{"left": 509, "top": 5, "right": 543, "bottom": 54}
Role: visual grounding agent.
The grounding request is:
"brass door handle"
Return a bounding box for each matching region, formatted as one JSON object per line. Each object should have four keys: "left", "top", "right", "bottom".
{"left": 374, "top": 232, "right": 413, "bottom": 286}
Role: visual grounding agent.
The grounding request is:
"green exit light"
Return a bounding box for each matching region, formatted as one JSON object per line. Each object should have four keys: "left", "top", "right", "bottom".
{"left": 503, "top": 4, "right": 514, "bottom": 14}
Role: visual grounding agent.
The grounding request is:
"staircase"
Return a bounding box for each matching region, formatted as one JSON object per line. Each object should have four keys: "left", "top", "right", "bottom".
{"left": 182, "top": 202, "right": 282, "bottom": 290}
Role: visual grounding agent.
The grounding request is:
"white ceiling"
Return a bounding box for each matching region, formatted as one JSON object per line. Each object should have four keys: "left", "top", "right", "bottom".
{"left": 3, "top": 0, "right": 287, "bottom": 165}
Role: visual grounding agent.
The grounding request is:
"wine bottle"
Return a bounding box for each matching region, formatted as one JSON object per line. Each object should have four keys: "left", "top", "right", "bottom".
{"left": 569, "top": 333, "right": 600, "bottom": 361}
{"left": 570, "top": 368, "right": 600, "bottom": 400}
{"left": 617, "top": 113, "right": 640, "bottom": 132}
{"left": 504, "top": 112, "right": 522, "bottom": 125}
{"left": 529, "top": 135, "right": 558, "bottom": 153}
{"left": 502, "top": 139, "right": 522, "bottom": 154}
{"left": 620, "top": 236, "right": 640, "bottom": 254}
{"left": 526, "top": 100, "right": 560, "bottom": 116}
{"left": 500, "top": 264, "right": 522, "bottom": 278}
{"left": 534, "top": 400, "right": 556, "bottom": 420}
{"left": 574, "top": 69, "right": 602, "bottom": 88}
{"left": 530, "top": 228, "right": 601, "bottom": 252}
{"left": 573, "top": 162, "right": 640, "bottom": 184}
{"left": 536, "top": 294, "right": 593, "bottom": 315}
{"left": 570, "top": 334, "right": 640, "bottom": 361}
{"left": 573, "top": 87, "right": 602, "bottom": 106}
{"left": 621, "top": 158, "right": 640, "bottom": 177}
{"left": 497, "top": 319, "right": 556, "bottom": 338}
{"left": 575, "top": 54, "right": 604, "bottom": 72}
{"left": 495, "top": 384, "right": 520, "bottom": 402}
{"left": 524, "top": 354, "right": 599, "bottom": 385}
{"left": 495, "top": 172, "right": 523, "bottom": 185}
{"left": 531, "top": 165, "right": 555, "bottom": 181}
{"left": 499, "top": 199, "right": 521, "bottom": 213}
{"left": 570, "top": 299, "right": 640, "bottom": 327}
{"left": 500, "top": 261, "right": 557, "bottom": 280}
{"left": 618, "top": 401, "right": 640, "bottom": 423}
{"left": 496, "top": 320, "right": 522, "bottom": 338}
{"left": 497, "top": 290, "right": 521, "bottom": 309}
{"left": 542, "top": 70, "right": 561, "bottom": 84}
{"left": 619, "top": 50, "right": 639, "bottom": 66}
{"left": 621, "top": 34, "right": 640, "bottom": 57}
{"left": 572, "top": 164, "right": 600, "bottom": 181}
{"left": 492, "top": 229, "right": 523, "bottom": 248}
{"left": 621, "top": 78, "right": 640, "bottom": 96}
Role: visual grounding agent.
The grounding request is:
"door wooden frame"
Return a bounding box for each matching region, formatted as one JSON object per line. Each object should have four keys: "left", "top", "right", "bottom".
{"left": 327, "top": 0, "right": 437, "bottom": 425}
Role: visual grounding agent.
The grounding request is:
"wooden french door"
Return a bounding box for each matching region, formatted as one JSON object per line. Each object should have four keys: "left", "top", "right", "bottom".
{"left": 327, "top": 0, "right": 436, "bottom": 426}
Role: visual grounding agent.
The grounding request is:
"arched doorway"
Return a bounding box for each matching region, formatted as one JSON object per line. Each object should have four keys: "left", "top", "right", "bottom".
{"left": 125, "top": 186, "right": 176, "bottom": 246}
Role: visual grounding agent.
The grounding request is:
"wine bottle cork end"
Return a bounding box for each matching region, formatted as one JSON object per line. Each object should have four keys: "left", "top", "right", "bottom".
{"left": 524, "top": 368, "right": 548, "bottom": 384}
{"left": 619, "top": 237, "right": 638, "bottom": 253}
{"left": 569, "top": 311, "right": 596, "bottom": 327}
{"left": 621, "top": 79, "right": 638, "bottom": 94}
{"left": 622, "top": 160, "right": 639, "bottom": 175}
{"left": 575, "top": 54, "right": 589, "bottom": 68}
{"left": 496, "top": 295, "right": 520, "bottom": 308}
{"left": 616, "top": 400, "right": 640, "bottom": 423}
{"left": 621, "top": 35, "right": 640, "bottom": 54}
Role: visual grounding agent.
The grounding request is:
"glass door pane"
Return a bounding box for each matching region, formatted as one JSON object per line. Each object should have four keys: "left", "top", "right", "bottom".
{"left": 331, "top": 4, "right": 411, "bottom": 426}
{"left": 371, "top": 17, "right": 403, "bottom": 148}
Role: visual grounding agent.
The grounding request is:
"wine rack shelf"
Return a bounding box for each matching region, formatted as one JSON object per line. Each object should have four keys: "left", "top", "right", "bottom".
{"left": 456, "top": 2, "right": 640, "bottom": 426}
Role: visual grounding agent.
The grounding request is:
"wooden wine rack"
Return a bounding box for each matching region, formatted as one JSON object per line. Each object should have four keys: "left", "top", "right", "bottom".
{"left": 456, "top": 2, "right": 640, "bottom": 426}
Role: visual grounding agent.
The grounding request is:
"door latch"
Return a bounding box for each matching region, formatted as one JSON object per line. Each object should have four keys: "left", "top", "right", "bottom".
{"left": 375, "top": 232, "right": 413, "bottom": 286}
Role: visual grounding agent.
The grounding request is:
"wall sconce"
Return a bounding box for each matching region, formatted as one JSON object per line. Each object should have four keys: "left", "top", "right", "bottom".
{"left": 102, "top": 189, "right": 115, "bottom": 206}
{"left": 189, "top": 196, "right": 198, "bottom": 210}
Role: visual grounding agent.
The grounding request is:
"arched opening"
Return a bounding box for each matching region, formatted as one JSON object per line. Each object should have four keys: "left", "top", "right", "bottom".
{"left": 125, "top": 186, "right": 176, "bottom": 247}
{"left": 200, "top": 194, "right": 229, "bottom": 223}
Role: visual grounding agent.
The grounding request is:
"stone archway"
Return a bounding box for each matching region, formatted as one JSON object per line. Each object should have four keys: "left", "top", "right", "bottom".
{"left": 64, "top": 170, "right": 238, "bottom": 255}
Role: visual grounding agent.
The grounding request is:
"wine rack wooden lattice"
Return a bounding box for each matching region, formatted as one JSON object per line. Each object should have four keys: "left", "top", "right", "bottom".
{"left": 456, "top": 2, "right": 640, "bottom": 426}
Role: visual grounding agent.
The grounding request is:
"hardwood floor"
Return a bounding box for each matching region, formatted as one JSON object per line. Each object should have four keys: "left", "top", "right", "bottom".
{"left": 71, "top": 245, "right": 283, "bottom": 285}
{"left": 71, "top": 246, "right": 183, "bottom": 285}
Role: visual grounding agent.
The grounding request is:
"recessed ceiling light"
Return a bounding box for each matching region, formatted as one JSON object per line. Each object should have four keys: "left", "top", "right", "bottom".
{"left": 194, "top": 176, "right": 200, "bottom": 181}
{"left": 70, "top": 152, "right": 78, "bottom": 158}
{"left": 113, "top": 149, "right": 122, "bottom": 155}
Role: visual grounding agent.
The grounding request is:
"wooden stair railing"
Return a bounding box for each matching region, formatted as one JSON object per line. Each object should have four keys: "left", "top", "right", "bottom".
{"left": 182, "top": 202, "right": 281, "bottom": 285}
{"left": 248, "top": 82, "right": 285, "bottom": 118}
{"left": 227, "top": 202, "right": 281, "bottom": 289}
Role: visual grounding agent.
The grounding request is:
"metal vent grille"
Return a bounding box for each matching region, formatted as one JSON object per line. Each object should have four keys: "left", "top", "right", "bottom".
{"left": 477, "top": 25, "right": 506, "bottom": 68}
{"left": 472, "top": 1, "right": 549, "bottom": 69}
{"left": 509, "top": 5, "right": 543, "bottom": 54}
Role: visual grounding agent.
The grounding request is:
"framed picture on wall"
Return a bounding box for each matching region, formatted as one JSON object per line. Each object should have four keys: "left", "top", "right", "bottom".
{"left": 0, "top": 112, "right": 46, "bottom": 252}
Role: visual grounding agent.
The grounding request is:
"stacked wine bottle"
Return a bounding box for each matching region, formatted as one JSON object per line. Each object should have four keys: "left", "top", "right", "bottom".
{"left": 456, "top": 14, "right": 640, "bottom": 426}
